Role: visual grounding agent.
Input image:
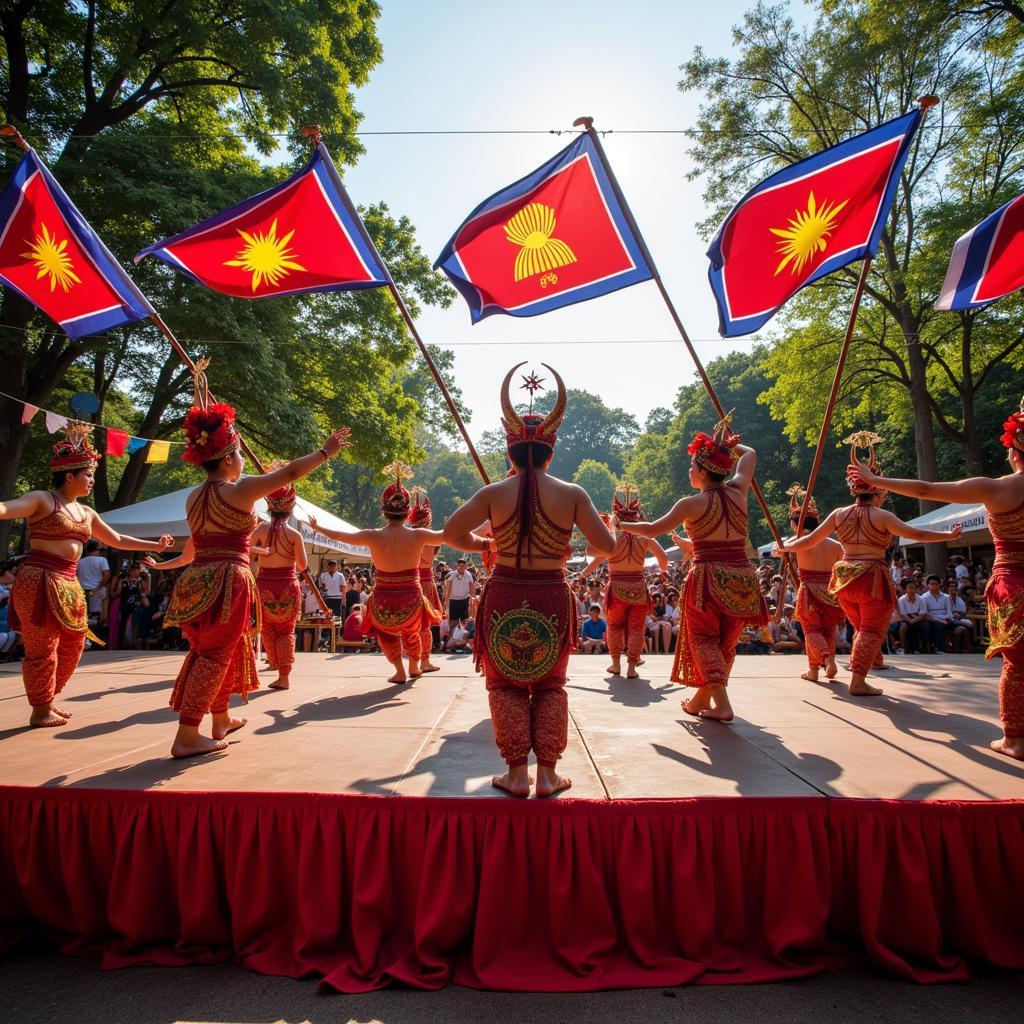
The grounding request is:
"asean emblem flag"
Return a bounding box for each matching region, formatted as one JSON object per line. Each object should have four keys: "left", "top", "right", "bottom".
{"left": 136, "top": 144, "right": 387, "bottom": 298}
{"left": 0, "top": 149, "right": 153, "bottom": 339}
{"left": 707, "top": 110, "right": 922, "bottom": 337}
{"left": 935, "top": 192, "right": 1024, "bottom": 311}
{"left": 434, "top": 133, "right": 653, "bottom": 322}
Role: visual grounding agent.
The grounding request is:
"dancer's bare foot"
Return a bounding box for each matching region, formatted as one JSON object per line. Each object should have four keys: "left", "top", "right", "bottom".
{"left": 387, "top": 672, "right": 408, "bottom": 684}
{"left": 171, "top": 735, "right": 228, "bottom": 758}
{"left": 51, "top": 704, "right": 72, "bottom": 718}
{"left": 801, "top": 669, "right": 821, "bottom": 683}
{"left": 683, "top": 689, "right": 712, "bottom": 717}
{"left": 29, "top": 707, "right": 67, "bottom": 728}
{"left": 492, "top": 765, "right": 532, "bottom": 798}
{"left": 626, "top": 660, "right": 640, "bottom": 679}
{"left": 990, "top": 737, "right": 1024, "bottom": 761}
{"left": 848, "top": 676, "right": 883, "bottom": 697}
{"left": 211, "top": 714, "right": 247, "bottom": 740}
{"left": 536, "top": 765, "right": 572, "bottom": 798}
{"left": 419, "top": 661, "right": 441, "bottom": 673}
{"left": 697, "top": 707, "right": 735, "bottom": 723}
{"left": 696, "top": 684, "right": 734, "bottom": 722}
{"left": 606, "top": 660, "right": 622, "bottom": 676}
{"left": 825, "top": 657, "right": 839, "bottom": 679}
{"left": 268, "top": 675, "right": 290, "bottom": 690}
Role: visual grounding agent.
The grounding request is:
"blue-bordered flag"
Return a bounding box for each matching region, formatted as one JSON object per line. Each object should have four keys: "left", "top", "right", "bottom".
{"left": 0, "top": 148, "right": 153, "bottom": 338}
{"left": 136, "top": 145, "right": 387, "bottom": 298}
{"left": 434, "top": 133, "right": 654, "bottom": 323}
{"left": 707, "top": 110, "right": 922, "bottom": 337}
{"left": 935, "top": 192, "right": 1024, "bottom": 311}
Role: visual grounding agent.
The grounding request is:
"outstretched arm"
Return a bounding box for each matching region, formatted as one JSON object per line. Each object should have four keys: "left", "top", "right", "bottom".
{"left": 232, "top": 428, "right": 352, "bottom": 505}
{"left": 443, "top": 488, "right": 492, "bottom": 544}
{"left": 0, "top": 491, "right": 49, "bottom": 521}
{"left": 573, "top": 485, "right": 615, "bottom": 555}
{"left": 618, "top": 494, "right": 699, "bottom": 539}
{"left": 730, "top": 442, "right": 756, "bottom": 493}
{"left": 669, "top": 532, "right": 693, "bottom": 561}
{"left": 850, "top": 451, "right": 1003, "bottom": 505}
{"left": 646, "top": 539, "right": 669, "bottom": 571}
{"left": 881, "top": 510, "right": 963, "bottom": 545}
{"left": 307, "top": 515, "right": 376, "bottom": 546}
{"left": 149, "top": 537, "right": 195, "bottom": 571}
{"left": 89, "top": 512, "right": 174, "bottom": 553}
{"left": 579, "top": 555, "right": 606, "bottom": 577}
{"left": 781, "top": 511, "right": 838, "bottom": 553}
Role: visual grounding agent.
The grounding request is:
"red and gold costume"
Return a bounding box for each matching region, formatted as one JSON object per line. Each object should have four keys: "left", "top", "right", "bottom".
{"left": 987, "top": 405, "right": 1024, "bottom": 738}
{"left": 788, "top": 488, "right": 846, "bottom": 671}
{"left": 671, "top": 482, "right": 768, "bottom": 688}
{"left": 475, "top": 363, "right": 575, "bottom": 768}
{"left": 257, "top": 480, "right": 301, "bottom": 676}
{"left": 828, "top": 435, "right": 896, "bottom": 677}
{"left": 605, "top": 488, "right": 651, "bottom": 664}
{"left": 406, "top": 490, "right": 442, "bottom": 661}
{"left": 166, "top": 398, "right": 259, "bottom": 726}
{"left": 360, "top": 466, "right": 440, "bottom": 663}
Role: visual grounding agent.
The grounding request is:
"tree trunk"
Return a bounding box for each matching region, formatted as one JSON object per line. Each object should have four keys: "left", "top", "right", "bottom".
{"left": 904, "top": 331, "right": 947, "bottom": 575}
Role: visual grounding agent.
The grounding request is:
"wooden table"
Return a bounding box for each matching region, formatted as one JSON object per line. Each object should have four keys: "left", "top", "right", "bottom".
{"left": 295, "top": 617, "right": 341, "bottom": 653}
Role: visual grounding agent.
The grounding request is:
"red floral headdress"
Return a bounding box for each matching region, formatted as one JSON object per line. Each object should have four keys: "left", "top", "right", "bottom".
{"left": 264, "top": 460, "right": 296, "bottom": 515}
{"left": 787, "top": 483, "right": 819, "bottom": 520}
{"left": 182, "top": 359, "right": 240, "bottom": 466}
{"left": 381, "top": 459, "right": 414, "bottom": 516}
{"left": 612, "top": 483, "right": 643, "bottom": 522}
{"left": 688, "top": 411, "right": 739, "bottom": 477}
{"left": 501, "top": 362, "right": 566, "bottom": 449}
{"left": 49, "top": 422, "right": 101, "bottom": 472}
{"left": 407, "top": 485, "right": 432, "bottom": 527}
{"left": 1000, "top": 396, "right": 1024, "bottom": 454}
{"left": 844, "top": 430, "right": 886, "bottom": 496}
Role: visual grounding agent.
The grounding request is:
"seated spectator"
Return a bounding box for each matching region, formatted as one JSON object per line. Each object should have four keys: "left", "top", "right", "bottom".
{"left": 946, "top": 580, "right": 973, "bottom": 653}
{"left": 892, "top": 579, "right": 925, "bottom": 653}
{"left": 580, "top": 604, "right": 608, "bottom": 654}
{"left": 648, "top": 592, "right": 672, "bottom": 653}
{"left": 449, "top": 619, "right": 471, "bottom": 653}
{"left": 920, "top": 574, "right": 953, "bottom": 653}
{"left": 343, "top": 604, "right": 365, "bottom": 643}
{"left": 771, "top": 605, "right": 802, "bottom": 653}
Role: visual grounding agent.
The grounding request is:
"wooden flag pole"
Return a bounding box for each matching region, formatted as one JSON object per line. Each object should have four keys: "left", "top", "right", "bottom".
{"left": 310, "top": 133, "right": 491, "bottom": 485}
{"left": 574, "top": 116, "right": 790, "bottom": 557}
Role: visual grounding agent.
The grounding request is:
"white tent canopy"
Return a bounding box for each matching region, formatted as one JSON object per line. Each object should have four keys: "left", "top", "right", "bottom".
{"left": 101, "top": 486, "right": 371, "bottom": 562}
{"left": 897, "top": 502, "right": 989, "bottom": 547}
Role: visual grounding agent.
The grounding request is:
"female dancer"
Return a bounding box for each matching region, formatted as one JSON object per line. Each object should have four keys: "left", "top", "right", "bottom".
{"left": 782, "top": 432, "right": 961, "bottom": 697}
{"left": 851, "top": 406, "right": 1024, "bottom": 760}
{"left": 150, "top": 371, "right": 350, "bottom": 757}
{"left": 619, "top": 416, "right": 767, "bottom": 723}
{"left": 444, "top": 364, "right": 615, "bottom": 797}
{"left": 0, "top": 426, "right": 173, "bottom": 727}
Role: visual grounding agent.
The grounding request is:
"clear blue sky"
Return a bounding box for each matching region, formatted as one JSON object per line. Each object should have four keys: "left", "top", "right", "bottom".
{"left": 341, "top": 0, "right": 801, "bottom": 444}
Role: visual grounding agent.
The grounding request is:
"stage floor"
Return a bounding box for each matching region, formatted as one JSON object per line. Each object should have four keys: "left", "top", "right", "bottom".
{"left": 0, "top": 649, "right": 1020, "bottom": 800}
{"left": 4, "top": 647, "right": 1019, "bottom": 798}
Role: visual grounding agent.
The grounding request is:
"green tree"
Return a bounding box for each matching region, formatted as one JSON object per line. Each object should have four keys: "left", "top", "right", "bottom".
{"left": 0, "top": 0, "right": 390, "bottom": 548}
{"left": 572, "top": 459, "right": 618, "bottom": 514}
{"left": 679, "top": 1, "right": 1024, "bottom": 571}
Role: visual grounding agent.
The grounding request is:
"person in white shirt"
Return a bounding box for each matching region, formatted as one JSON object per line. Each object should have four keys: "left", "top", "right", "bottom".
{"left": 77, "top": 540, "right": 110, "bottom": 594}
{"left": 318, "top": 559, "right": 345, "bottom": 617}
{"left": 448, "top": 619, "right": 470, "bottom": 652}
{"left": 920, "top": 575, "right": 953, "bottom": 653}
{"left": 947, "top": 580, "right": 974, "bottom": 652}
{"left": 892, "top": 579, "right": 925, "bottom": 653}
{"left": 443, "top": 558, "right": 474, "bottom": 623}
{"left": 953, "top": 557, "right": 971, "bottom": 585}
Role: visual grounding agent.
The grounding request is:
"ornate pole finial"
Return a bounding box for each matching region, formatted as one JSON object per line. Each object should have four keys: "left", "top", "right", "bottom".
{"left": 382, "top": 459, "right": 414, "bottom": 486}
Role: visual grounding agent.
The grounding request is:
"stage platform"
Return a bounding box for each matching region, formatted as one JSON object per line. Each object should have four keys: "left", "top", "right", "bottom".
{"left": 1, "top": 650, "right": 1021, "bottom": 991}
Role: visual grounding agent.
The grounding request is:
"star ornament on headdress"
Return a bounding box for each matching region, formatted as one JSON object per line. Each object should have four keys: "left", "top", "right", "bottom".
{"left": 842, "top": 429, "right": 884, "bottom": 450}
{"left": 382, "top": 460, "right": 414, "bottom": 485}
{"left": 520, "top": 370, "right": 546, "bottom": 414}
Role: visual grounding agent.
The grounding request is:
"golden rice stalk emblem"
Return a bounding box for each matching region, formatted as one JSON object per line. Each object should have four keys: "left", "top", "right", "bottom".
{"left": 504, "top": 203, "right": 577, "bottom": 282}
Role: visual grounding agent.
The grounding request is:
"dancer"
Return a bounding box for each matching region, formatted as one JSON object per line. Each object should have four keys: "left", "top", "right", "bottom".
{"left": 310, "top": 463, "right": 482, "bottom": 684}
{"left": 406, "top": 487, "right": 442, "bottom": 674}
{"left": 851, "top": 403, "right": 1024, "bottom": 760}
{"left": 781, "top": 432, "right": 961, "bottom": 698}
{"left": 619, "top": 415, "right": 767, "bottom": 723}
{"left": 779, "top": 485, "right": 846, "bottom": 684}
{"left": 444, "top": 364, "right": 615, "bottom": 797}
{"left": 251, "top": 467, "right": 305, "bottom": 690}
{"left": 581, "top": 486, "right": 667, "bottom": 678}
{"left": 0, "top": 426, "right": 173, "bottom": 728}
{"left": 150, "top": 368, "right": 351, "bottom": 757}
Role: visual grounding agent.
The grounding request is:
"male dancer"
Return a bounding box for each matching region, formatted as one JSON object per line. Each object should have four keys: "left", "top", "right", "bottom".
{"left": 311, "top": 463, "right": 489, "bottom": 684}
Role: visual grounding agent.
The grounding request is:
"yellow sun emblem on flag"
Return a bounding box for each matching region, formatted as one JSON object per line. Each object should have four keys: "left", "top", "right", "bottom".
{"left": 224, "top": 218, "right": 306, "bottom": 291}
{"left": 21, "top": 224, "right": 82, "bottom": 293}
{"left": 504, "top": 203, "right": 577, "bottom": 282}
{"left": 770, "top": 191, "right": 849, "bottom": 277}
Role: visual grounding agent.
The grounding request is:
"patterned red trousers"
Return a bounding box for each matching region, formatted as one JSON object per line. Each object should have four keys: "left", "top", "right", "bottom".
{"left": 258, "top": 568, "right": 299, "bottom": 675}
{"left": 796, "top": 574, "right": 846, "bottom": 671}
{"left": 605, "top": 572, "right": 649, "bottom": 663}
{"left": 831, "top": 561, "right": 894, "bottom": 677}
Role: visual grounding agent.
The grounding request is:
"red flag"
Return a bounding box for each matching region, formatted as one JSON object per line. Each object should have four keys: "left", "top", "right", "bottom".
{"left": 105, "top": 428, "right": 130, "bottom": 457}
{"left": 136, "top": 145, "right": 386, "bottom": 299}
{"left": 707, "top": 111, "right": 921, "bottom": 336}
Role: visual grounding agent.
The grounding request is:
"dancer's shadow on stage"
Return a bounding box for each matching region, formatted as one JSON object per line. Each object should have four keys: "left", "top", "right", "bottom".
{"left": 569, "top": 677, "right": 680, "bottom": 707}
{"left": 253, "top": 686, "right": 408, "bottom": 735}
{"left": 349, "top": 719, "right": 497, "bottom": 797}
{"left": 50, "top": 705, "right": 179, "bottom": 740}
{"left": 40, "top": 750, "right": 228, "bottom": 789}
{"left": 62, "top": 677, "right": 176, "bottom": 702}
{"left": 652, "top": 721, "right": 844, "bottom": 797}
